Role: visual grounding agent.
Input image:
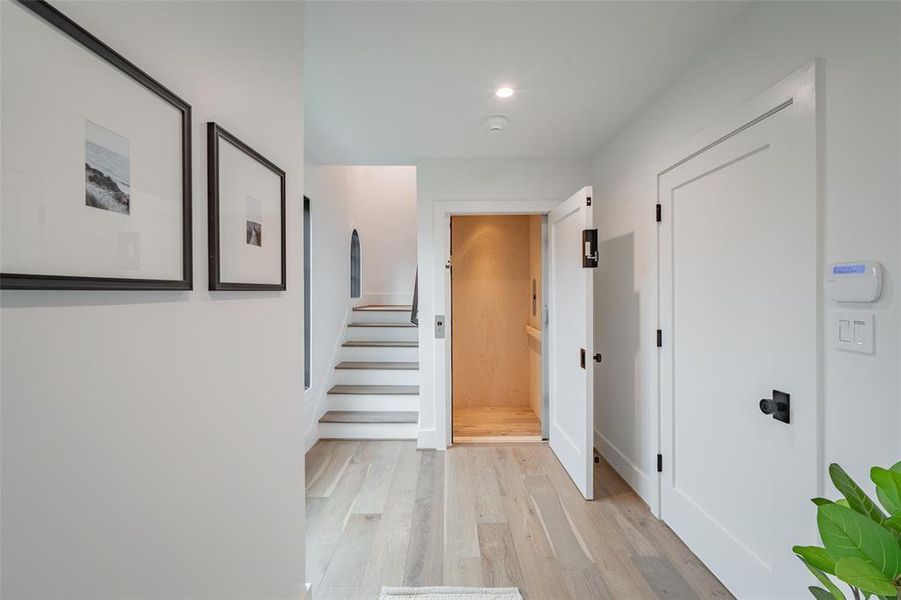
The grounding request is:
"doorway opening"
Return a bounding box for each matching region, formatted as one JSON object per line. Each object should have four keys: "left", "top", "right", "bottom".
{"left": 450, "top": 214, "right": 546, "bottom": 443}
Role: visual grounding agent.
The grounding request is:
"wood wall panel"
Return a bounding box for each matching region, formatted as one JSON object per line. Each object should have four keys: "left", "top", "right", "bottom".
{"left": 527, "top": 215, "right": 542, "bottom": 417}
{"left": 452, "top": 215, "right": 531, "bottom": 407}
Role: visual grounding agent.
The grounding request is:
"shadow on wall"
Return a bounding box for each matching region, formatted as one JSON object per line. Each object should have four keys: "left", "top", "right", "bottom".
{"left": 595, "top": 232, "right": 641, "bottom": 464}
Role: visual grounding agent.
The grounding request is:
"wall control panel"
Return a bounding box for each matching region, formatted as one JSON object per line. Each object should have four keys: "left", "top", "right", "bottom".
{"left": 825, "top": 261, "right": 883, "bottom": 303}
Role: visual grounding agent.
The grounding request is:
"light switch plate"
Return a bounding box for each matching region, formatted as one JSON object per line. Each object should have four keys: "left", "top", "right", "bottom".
{"left": 435, "top": 315, "right": 446, "bottom": 339}
{"left": 832, "top": 311, "right": 874, "bottom": 354}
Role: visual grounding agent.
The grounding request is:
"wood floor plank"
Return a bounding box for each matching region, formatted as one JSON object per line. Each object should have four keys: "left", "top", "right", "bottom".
{"left": 634, "top": 556, "right": 700, "bottom": 599}
{"left": 307, "top": 462, "right": 370, "bottom": 546}
{"left": 402, "top": 450, "right": 445, "bottom": 587}
{"left": 478, "top": 522, "right": 526, "bottom": 590}
{"left": 306, "top": 440, "right": 362, "bottom": 498}
{"left": 443, "top": 447, "right": 482, "bottom": 587}
{"left": 561, "top": 568, "right": 612, "bottom": 600}
{"left": 314, "top": 585, "right": 358, "bottom": 600}
{"left": 466, "top": 447, "right": 506, "bottom": 523}
{"left": 501, "top": 495, "right": 572, "bottom": 600}
{"left": 492, "top": 447, "right": 528, "bottom": 499}
{"left": 356, "top": 487, "right": 417, "bottom": 598}
{"left": 453, "top": 406, "right": 541, "bottom": 438}
{"left": 322, "top": 513, "right": 381, "bottom": 587}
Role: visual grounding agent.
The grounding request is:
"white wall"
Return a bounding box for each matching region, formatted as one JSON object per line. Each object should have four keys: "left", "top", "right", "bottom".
{"left": 416, "top": 159, "right": 590, "bottom": 448}
{"left": 303, "top": 164, "right": 353, "bottom": 450}
{"left": 345, "top": 166, "right": 418, "bottom": 306}
{"left": 591, "top": 0, "right": 900, "bottom": 507}
{"left": 0, "top": 2, "right": 306, "bottom": 598}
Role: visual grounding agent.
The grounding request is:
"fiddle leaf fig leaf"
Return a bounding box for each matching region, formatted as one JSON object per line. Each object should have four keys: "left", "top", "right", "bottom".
{"left": 808, "top": 586, "right": 839, "bottom": 600}
{"left": 794, "top": 545, "right": 838, "bottom": 574}
{"left": 871, "top": 467, "right": 901, "bottom": 515}
{"left": 830, "top": 464, "right": 887, "bottom": 524}
{"left": 882, "top": 514, "right": 901, "bottom": 538}
{"left": 817, "top": 503, "right": 901, "bottom": 580}
{"left": 798, "top": 558, "right": 846, "bottom": 600}
{"left": 834, "top": 558, "right": 898, "bottom": 596}
{"left": 813, "top": 498, "right": 835, "bottom": 506}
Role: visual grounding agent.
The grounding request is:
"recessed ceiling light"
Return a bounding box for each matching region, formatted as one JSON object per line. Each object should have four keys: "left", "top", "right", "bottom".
{"left": 496, "top": 87, "right": 514, "bottom": 99}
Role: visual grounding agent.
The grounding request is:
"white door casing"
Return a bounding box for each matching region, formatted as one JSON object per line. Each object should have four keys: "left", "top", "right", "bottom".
{"left": 657, "top": 63, "right": 820, "bottom": 598}
{"left": 548, "top": 186, "right": 595, "bottom": 500}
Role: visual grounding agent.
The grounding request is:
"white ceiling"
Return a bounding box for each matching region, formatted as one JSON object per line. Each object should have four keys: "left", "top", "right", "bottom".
{"left": 304, "top": 1, "right": 750, "bottom": 164}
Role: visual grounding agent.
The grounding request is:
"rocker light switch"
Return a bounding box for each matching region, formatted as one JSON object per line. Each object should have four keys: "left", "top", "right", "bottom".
{"left": 833, "top": 312, "right": 874, "bottom": 354}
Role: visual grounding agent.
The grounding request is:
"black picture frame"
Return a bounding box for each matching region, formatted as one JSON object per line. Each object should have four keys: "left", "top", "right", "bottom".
{"left": 207, "top": 123, "right": 287, "bottom": 291}
{"left": 0, "top": 0, "right": 193, "bottom": 291}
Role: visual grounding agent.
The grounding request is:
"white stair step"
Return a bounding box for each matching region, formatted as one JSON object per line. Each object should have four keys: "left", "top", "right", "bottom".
{"left": 340, "top": 344, "right": 419, "bottom": 362}
{"left": 333, "top": 362, "right": 419, "bottom": 385}
{"left": 320, "top": 410, "right": 418, "bottom": 423}
{"left": 327, "top": 394, "right": 419, "bottom": 412}
{"left": 333, "top": 369, "right": 418, "bottom": 386}
{"left": 318, "top": 422, "right": 417, "bottom": 440}
{"left": 352, "top": 305, "right": 415, "bottom": 324}
{"left": 345, "top": 324, "right": 418, "bottom": 342}
{"left": 328, "top": 384, "right": 419, "bottom": 395}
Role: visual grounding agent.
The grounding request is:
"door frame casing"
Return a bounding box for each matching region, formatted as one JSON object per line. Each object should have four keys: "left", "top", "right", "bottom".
{"left": 433, "top": 200, "right": 560, "bottom": 450}
{"left": 652, "top": 61, "right": 824, "bottom": 518}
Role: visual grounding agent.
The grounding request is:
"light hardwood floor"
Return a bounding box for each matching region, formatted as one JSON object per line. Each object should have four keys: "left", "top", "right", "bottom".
{"left": 453, "top": 406, "right": 541, "bottom": 441}
{"left": 305, "top": 440, "right": 732, "bottom": 600}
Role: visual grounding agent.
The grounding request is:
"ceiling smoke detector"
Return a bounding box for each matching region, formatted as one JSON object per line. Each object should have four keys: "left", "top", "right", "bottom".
{"left": 481, "top": 115, "right": 509, "bottom": 133}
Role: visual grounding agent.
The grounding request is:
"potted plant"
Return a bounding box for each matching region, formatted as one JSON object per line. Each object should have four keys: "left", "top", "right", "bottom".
{"left": 794, "top": 461, "right": 901, "bottom": 599}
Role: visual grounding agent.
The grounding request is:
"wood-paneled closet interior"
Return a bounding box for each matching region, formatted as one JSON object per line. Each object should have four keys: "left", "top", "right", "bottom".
{"left": 451, "top": 214, "right": 543, "bottom": 442}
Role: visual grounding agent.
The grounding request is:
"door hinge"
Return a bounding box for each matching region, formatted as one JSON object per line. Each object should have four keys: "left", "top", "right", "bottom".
{"left": 656, "top": 203, "right": 662, "bottom": 223}
{"left": 657, "top": 454, "right": 663, "bottom": 473}
{"left": 656, "top": 329, "right": 663, "bottom": 347}
{"left": 586, "top": 196, "right": 592, "bottom": 206}
{"left": 582, "top": 229, "right": 598, "bottom": 268}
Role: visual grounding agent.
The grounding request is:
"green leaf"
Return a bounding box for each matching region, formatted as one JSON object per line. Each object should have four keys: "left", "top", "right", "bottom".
{"left": 882, "top": 514, "right": 901, "bottom": 538}
{"left": 872, "top": 467, "right": 901, "bottom": 515}
{"left": 814, "top": 497, "right": 836, "bottom": 506}
{"left": 834, "top": 557, "right": 898, "bottom": 596}
{"left": 809, "top": 586, "right": 840, "bottom": 600}
{"left": 830, "top": 464, "right": 888, "bottom": 524}
{"left": 818, "top": 503, "right": 901, "bottom": 580}
{"left": 799, "top": 558, "right": 846, "bottom": 600}
{"left": 795, "top": 545, "right": 839, "bottom": 574}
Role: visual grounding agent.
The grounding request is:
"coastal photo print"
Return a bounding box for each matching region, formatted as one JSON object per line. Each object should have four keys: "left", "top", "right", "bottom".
{"left": 246, "top": 195, "right": 262, "bottom": 247}
{"left": 85, "top": 119, "right": 130, "bottom": 215}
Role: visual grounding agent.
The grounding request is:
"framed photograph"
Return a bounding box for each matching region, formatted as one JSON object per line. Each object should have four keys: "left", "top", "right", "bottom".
{"left": 0, "top": 0, "right": 192, "bottom": 290}
{"left": 207, "top": 123, "right": 286, "bottom": 291}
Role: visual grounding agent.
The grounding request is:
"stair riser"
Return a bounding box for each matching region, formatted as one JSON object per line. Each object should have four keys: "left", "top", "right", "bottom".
{"left": 346, "top": 327, "right": 418, "bottom": 342}
{"left": 333, "top": 369, "right": 420, "bottom": 386}
{"left": 351, "top": 310, "right": 414, "bottom": 324}
{"left": 319, "top": 422, "right": 417, "bottom": 440}
{"left": 327, "top": 394, "right": 420, "bottom": 412}
{"left": 340, "top": 346, "right": 419, "bottom": 362}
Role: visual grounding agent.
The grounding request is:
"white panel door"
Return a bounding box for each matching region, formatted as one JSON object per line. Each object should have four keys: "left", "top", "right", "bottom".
{"left": 548, "top": 186, "right": 594, "bottom": 500}
{"left": 659, "top": 94, "right": 818, "bottom": 596}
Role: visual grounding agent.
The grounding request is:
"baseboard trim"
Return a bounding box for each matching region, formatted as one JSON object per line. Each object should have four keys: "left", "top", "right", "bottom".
{"left": 594, "top": 429, "right": 658, "bottom": 515}
{"left": 417, "top": 428, "right": 440, "bottom": 449}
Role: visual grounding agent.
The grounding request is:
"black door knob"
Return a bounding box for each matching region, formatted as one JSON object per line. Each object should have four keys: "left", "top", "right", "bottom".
{"left": 760, "top": 390, "right": 791, "bottom": 424}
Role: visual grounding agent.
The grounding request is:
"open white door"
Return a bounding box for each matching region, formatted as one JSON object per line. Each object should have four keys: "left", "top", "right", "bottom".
{"left": 548, "top": 186, "right": 595, "bottom": 500}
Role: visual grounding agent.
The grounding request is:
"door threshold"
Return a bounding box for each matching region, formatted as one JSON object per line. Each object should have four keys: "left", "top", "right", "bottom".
{"left": 453, "top": 435, "right": 545, "bottom": 444}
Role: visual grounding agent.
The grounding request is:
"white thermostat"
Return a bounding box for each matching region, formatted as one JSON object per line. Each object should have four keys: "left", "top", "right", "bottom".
{"left": 825, "top": 261, "right": 883, "bottom": 303}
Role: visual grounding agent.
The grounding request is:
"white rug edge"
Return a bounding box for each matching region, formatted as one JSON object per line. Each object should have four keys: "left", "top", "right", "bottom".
{"left": 379, "top": 586, "right": 522, "bottom": 597}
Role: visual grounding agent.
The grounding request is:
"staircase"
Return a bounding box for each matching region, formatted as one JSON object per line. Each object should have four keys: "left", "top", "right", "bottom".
{"left": 318, "top": 305, "right": 419, "bottom": 439}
